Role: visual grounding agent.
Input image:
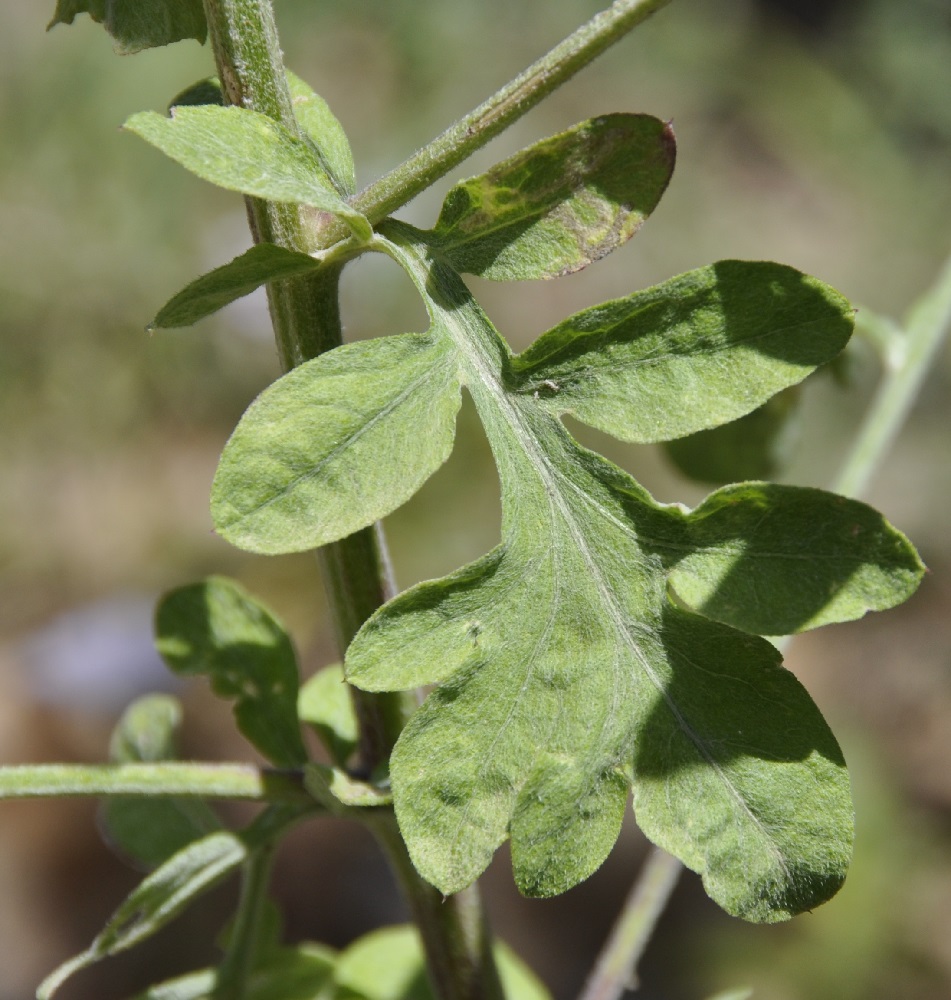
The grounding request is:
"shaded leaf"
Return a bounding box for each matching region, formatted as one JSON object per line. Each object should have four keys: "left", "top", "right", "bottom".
{"left": 101, "top": 695, "right": 220, "bottom": 868}
{"left": 151, "top": 243, "right": 321, "bottom": 330}
{"left": 664, "top": 388, "right": 802, "bottom": 484}
{"left": 212, "top": 333, "right": 461, "bottom": 554}
{"left": 513, "top": 260, "right": 853, "bottom": 442}
{"left": 287, "top": 71, "right": 356, "bottom": 196}
{"left": 48, "top": 0, "right": 206, "bottom": 54}
{"left": 168, "top": 77, "right": 224, "bottom": 111}
{"left": 155, "top": 578, "right": 306, "bottom": 766}
{"left": 429, "top": 115, "right": 674, "bottom": 280}
{"left": 298, "top": 665, "right": 359, "bottom": 767}
{"left": 39, "top": 833, "right": 246, "bottom": 999}
{"left": 304, "top": 763, "right": 392, "bottom": 810}
{"left": 124, "top": 107, "right": 370, "bottom": 240}
{"left": 333, "top": 925, "right": 549, "bottom": 1000}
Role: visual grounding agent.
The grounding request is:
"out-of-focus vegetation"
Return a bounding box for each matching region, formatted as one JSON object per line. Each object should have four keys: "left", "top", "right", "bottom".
{"left": 0, "top": 1, "right": 948, "bottom": 998}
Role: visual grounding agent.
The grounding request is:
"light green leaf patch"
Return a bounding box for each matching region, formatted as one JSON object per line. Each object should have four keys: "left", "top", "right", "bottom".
{"left": 151, "top": 243, "right": 321, "bottom": 330}
{"left": 429, "top": 114, "right": 675, "bottom": 280}
{"left": 100, "top": 695, "right": 221, "bottom": 868}
{"left": 155, "top": 577, "right": 307, "bottom": 767}
{"left": 124, "top": 106, "right": 370, "bottom": 240}
{"left": 512, "top": 260, "right": 854, "bottom": 442}
{"left": 212, "top": 333, "right": 462, "bottom": 554}
{"left": 299, "top": 665, "right": 359, "bottom": 767}
{"left": 287, "top": 70, "right": 356, "bottom": 196}
{"left": 341, "top": 225, "right": 924, "bottom": 920}
{"left": 48, "top": 0, "right": 206, "bottom": 53}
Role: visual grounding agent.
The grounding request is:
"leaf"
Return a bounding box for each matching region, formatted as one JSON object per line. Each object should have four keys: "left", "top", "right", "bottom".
{"left": 287, "top": 71, "right": 357, "bottom": 196}
{"left": 211, "top": 333, "right": 461, "bottom": 554}
{"left": 101, "top": 695, "right": 221, "bottom": 868}
{"left": 333, "top": 925, "right": 550, "bottom": 1000}
{"left": 298, "top": 665, "right": 359, "bottom": 767}
{"left": 429, "top": 115, "right": 675, "bottom": 280}
{"left": 124, "top": 107, "right": 371, "bottom": 240}
{"left": 662, "top": 482, "right": 926, "bottom": 636}
{"left": 48, "top": 0, "right": 206, "bottom": 54}
{"left": 151, "top": 243, "right": 321, "bottom": 330}
{"left": 340, "top": 225, "right": 921, "bottom": 920}
{"left": 155, "top": 577, "right": 307, "bottom": 767}
{"left": 39, "top": 832, "right": 246, "bottom": 999}
{"left": 304, "top": 764, "right": 392, "bottom": 811}
{"left": 664, "top": 388, "right": 802, "bottom": 485}
{"left": 168, "top": 77, "right": 224, "bottom": 111}
{"left": 512, "top": 260, "right": 854, "bottom": 442}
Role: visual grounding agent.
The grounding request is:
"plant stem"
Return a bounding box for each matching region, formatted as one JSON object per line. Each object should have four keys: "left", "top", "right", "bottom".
{"left": 835, "top": 253, "right": 951, "bottom": 499}
{"left": 0, "top": 763, "right": 312, "bottom": 802}
{"left": 576, "top": 846, "right": 682, "bottom": 1000}
{"left": 352, "top": 0, "right": 673, "bottom": 227}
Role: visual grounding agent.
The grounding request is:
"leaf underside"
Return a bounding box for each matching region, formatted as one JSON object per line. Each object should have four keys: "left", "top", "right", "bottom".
{"left": 48, "top": 0, "right": 207, "bottom": 53}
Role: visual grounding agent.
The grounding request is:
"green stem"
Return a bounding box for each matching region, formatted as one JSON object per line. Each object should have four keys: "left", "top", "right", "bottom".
{"left": 576, "top": 847, "right": 683, "bottom": 1000}
{"left": 0, "top": 763, "right": 312, "bottom": 802}
{"left": 835, "top": 254, "right": 951, "bottom": 498}
{"left": 352, "top": 0, "right": 673, "bottom": 227}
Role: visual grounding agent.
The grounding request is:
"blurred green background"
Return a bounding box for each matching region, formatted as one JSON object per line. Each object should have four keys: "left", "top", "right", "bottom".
{"left": 1, "top": 1, "right": 949, "bottom": 998}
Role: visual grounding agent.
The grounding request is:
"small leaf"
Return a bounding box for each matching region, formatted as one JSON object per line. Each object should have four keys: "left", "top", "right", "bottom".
{"left": 298, "top": 665, "right": 359, "bottom": 767}
{"left": 155, "top": 577, "right": 307, "bottom": 766}
{"left": 429, "top": 114, "right": 674, "bottom": 280}
{"left": 304, "top": 763, "right": 392, "bottom": 810}
{"left": 48, "top": 0, "right": 206, "bottom": 54}
{"left": 287, "top": 70, "right": 356, "bottom": 196}
{"left": 212, "top": 333, "right": 461, "bottom": 554}
{"left": 151, "top": 243, "right": 321, "bottom": 330}
{"left": 169, "top": 77, "right": 224, "bottom": 111}
{"left": 38, "top": 832, "right": 246, "bottom": 999}
{"left": 333, "top": 925, "right": 550, "bottom": 1000}
{"left": 664, "top": 388, "right": 802, "bottom": 485}
{"left": 513, "top": 260, "right": 853, "bottom": 442}
{"left": 101, "top": 695, "right": 220, "bottom": 868}
{"left": 664, "top": 482, "right": 926, "bottom": 635}
{"left": 124, "top": 107, "right": 371, "bottom": 240}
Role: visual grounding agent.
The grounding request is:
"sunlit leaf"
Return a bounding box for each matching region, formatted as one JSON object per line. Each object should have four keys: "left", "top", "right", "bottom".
{"left": 287, "top": 70, "right": 356, "bottom": 196}
{"left": 101, "top": 695, "right": 220, "bottom": 868}
{"left": 124, "top": 107, "right": 371, "bottom": 240}
{"left": 155, "top": 578, "right": 307, "bottom": 766}
{"left": 48, "top": 0, "right": 206, "bottom": 54}
{"left": 429, "top": 115, "right": 674, "bottom": 280}
{"left": 298, "top": 665, "right": 359, "bottom": 767}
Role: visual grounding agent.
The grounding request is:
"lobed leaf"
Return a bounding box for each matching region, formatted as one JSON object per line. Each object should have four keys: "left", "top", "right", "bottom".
{"left": 287, "top": 70, "right": 357, "bottom": 196}
{"left": 429, "top": 115, "right": 675, "bottom": 280}
{"left": 513, "top": 260, "right": 854, "bottom": 442}
{"left": 38, "top": 832, "right": 246, "bottom": 999}
{"left": 298, "top": 665, "right": 359, "bottom": 767}
{"left": 151, "top": 243, "right": 321, "bottom": 330}
{"left": 101, "top": 695, "right": 220, "bottom": 868}
{"left": 124, "top": 107, "right": 371, "bottom": 240}
{"left": 48, "top": 0, "right": 206, "bottom": 54}
{"left": 212, "top": 333, "right": 461, "bottom": 554}
{"left": 155, "top": 577, "right": 307, "bottom": 767}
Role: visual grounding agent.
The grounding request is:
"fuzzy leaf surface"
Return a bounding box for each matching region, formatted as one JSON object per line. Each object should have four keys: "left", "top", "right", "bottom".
{"left": 124, "top": 107, "right": 370, "bottom": 239}
{"left": 151, "top": 243, "right": 320, "bottom": 329}
{"left": 298, "top": 665, "right": 359, "bottom": 767}
{"left": 38, "top": 832, "right": 246, "bottom": 999}
{"left": 48, "top": 0, "right": 206, "bottom": 53}
{"left": 287, "top": 70, "right": 356, "bottom": 196}
{"left": 341, "top": 225, "right": 922, "bottom": 920}
{"left": 101, "top": 695, "right": 220, "bottom": 868}
{"left": 212, "top": 333, "right": 461, "bottom": 554}
{"left": 513, "top": 260, "right": 854, "bottom": 442}
{"left": 429, "top": 115, "right": 674, "bottom": 280}
{"left": 155, "top": 577, "right": 306, "bottom": 766}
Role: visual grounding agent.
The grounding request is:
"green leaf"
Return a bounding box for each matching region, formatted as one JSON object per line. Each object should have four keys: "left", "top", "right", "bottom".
{"left": 151, "top": 243, "right": 321, "bottom": 330}
{"left": 211, "top": 333, "right": 461, "bottom": 554}
{"left": 663, "top": 482, "right": 926, "bottom": 636}
{"left": 39, "top": 832, "right": 246, "bottom": 999}
{"left": 124, "top": 107, "right": 371, "bottom": 241}
{"left": 155, "top": 577, "right": 307, "bottom": 766}
{"left": 101, "top": 695, "right": 221, "bottom": 868}
{"left": 169, "top": 77, "right": 224, "bottom": 111}
{"left": 333, "top": 925, "right": 550, "bottom": 1000}
{"left": 298, "top": 665, "right": 359, "bottom": 767}
{"left": 287, "top": 71, "right": 357, "bottom": 196}
{"left": 304, "top": 764, "right": 393, "bottom": 811}
{"left": 48, "top": 0, "right": 206, "bottom": 54}
{"left": 341, "top": 225, "right": 893, "bottom": 920}
{"left": 512, "top": 260, "right": 854, "bottom": 442}
{"left": 664, "top": 388, "right": 802, "bottom": 485}
{"left": 429, "top": 115, "right": 674, "bottom": 280}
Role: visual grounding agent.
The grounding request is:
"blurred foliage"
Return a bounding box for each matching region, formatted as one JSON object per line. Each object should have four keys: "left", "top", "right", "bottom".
{"left": 0, "top": 0, "right": 949, "bottom": 998}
